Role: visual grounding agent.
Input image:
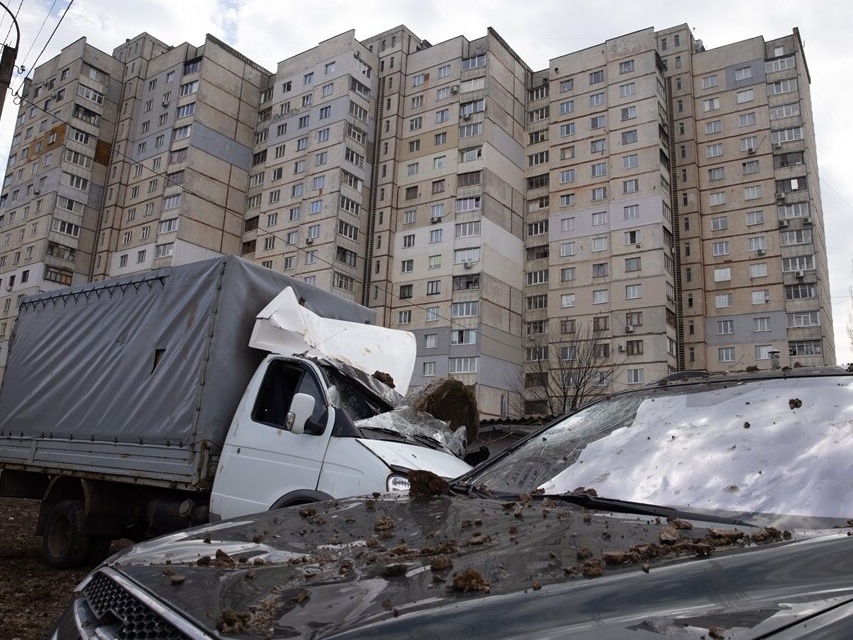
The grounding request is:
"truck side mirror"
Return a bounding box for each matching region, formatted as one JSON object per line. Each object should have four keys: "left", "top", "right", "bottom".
{"left": 287, "top": 392, "right": 315, "bottom": 435}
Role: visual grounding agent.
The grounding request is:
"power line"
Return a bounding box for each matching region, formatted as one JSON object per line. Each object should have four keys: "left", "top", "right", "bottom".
{"left": 0, "top": 0, "right": 23, "bottom": 46}
{"left": 13, "top": 0, "right": 72, "bottom": 96}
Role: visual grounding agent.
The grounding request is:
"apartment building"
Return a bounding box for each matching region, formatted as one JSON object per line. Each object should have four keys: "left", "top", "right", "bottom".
{"left": 0, "top": 37, "right": 126, "bottom": 375}
{"left": 522, "top": 29, "right": 681, "bottom": 414}
{"left": 244, "top": 30, "right": 377, "bottom": 302}
{"left": 0, "top": 23, "right": 834, "bottom": 418}
{"left": 359, "top": 27, "right": 528, "bottom": 420}
{"left": 682, "top": 28, "right": 832, "bottom": 372}
{"left": 97, "top": 33, "right": 269, "bottom": 278}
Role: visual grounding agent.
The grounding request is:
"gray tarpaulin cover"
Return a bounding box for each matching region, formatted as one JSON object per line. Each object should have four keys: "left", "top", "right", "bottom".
{"left": 0, "top": 256, "right": 373, "bottom": 456}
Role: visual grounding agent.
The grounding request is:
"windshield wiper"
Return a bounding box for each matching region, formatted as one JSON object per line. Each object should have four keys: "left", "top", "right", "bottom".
{"left": 449, "top": 483, "right": 754, "bottom": 526}
{"left": 550, "top": 493, "right": 754, "bottom": 526}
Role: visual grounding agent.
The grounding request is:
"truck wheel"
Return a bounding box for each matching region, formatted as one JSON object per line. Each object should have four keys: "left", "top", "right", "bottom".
{"left": 42, "top": 500, "right": 92, "bottom": 568}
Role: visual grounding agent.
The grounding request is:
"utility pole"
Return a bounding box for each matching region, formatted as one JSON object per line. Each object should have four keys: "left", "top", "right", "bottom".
{"left": 0, "top": 1, "right": 20, "bottom": 124}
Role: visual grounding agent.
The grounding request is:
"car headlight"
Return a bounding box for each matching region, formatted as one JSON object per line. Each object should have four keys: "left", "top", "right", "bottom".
{"left": 387, "top": 473, "right": 410, "bottom": 492}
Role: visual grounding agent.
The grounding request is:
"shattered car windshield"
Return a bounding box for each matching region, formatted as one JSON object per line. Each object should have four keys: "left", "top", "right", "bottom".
{"left": 467, "top": 375, "right": 853, "bottom": 521}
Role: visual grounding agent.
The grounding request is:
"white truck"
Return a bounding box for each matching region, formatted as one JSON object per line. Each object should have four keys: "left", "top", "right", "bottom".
{"left": 0, "top": 256, "right": 470, "bottom": 567}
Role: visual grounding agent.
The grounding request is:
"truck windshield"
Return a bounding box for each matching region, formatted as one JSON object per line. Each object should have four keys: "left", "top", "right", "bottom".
{"left": 323, "top": 365, "right": 393, "bottom": 421}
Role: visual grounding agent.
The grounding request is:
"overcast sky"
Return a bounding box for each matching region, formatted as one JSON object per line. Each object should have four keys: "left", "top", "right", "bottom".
{"left": 3, "top": 0, "right": 851, "bottom": 363}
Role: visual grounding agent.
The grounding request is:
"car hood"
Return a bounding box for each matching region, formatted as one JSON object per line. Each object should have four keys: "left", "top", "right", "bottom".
{"left": 98, "top": 493, "right": 853, "bottom": 638}
{"left": 357, "top": 438, "right": 472, "bottom": 478}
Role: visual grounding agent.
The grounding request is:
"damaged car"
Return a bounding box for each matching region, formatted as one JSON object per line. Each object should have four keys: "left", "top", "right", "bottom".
{"left": 51, "top": 368, "right": 853, "bottom": 639}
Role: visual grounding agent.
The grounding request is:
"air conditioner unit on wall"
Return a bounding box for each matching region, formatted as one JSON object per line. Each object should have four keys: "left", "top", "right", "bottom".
{"left": 773, "top": 141, "right": 782, "bottom": 149}
{"left": 803, "top": 217, "right": 812, "bottom": 225}
{"left": 778, "top": 219, "right": 789, "bottom": 228}
{"left": 795, "top": 270, "right": 805, "bottom": 278}
{"left": 625, "top": 325, "right": 634, "bottom": 333}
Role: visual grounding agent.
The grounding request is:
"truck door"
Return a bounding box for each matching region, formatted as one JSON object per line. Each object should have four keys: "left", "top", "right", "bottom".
{"left": 211, "top": 358, "right": 334, "bottom": 519}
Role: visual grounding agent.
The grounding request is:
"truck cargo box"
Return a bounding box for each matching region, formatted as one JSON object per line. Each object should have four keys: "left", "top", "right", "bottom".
{"left": 0, "top": 256, "right": 374, "bottom": 489}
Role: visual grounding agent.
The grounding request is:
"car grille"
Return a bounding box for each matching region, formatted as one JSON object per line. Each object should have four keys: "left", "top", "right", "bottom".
{"left": 83, "top": 571, "right": 192, "bottom": 640}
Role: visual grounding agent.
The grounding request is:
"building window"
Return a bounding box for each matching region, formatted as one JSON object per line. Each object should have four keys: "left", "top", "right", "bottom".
{"left": 718, "top": 347, "right": 736, "bottom": 363}
{"left": 754, "top": 317, "right": 772, "bottom": 332}
{"left": 714, "top": 267, "right": 732, "bottom": 282}
{"left": 452, "top": 301, "right": 479, "bottom": 317}
{"left": 751, "top": 289, "right": 770, "bottom": 304}
{"left": 748, "top": 236, "right": 766, "bottom": 253}
{"left": 717, "top": 320, "right": 734, "bottom": 335}
{"left": 750, "top": 263, "right": 768, "bottom": 278}
{"left": 626, "top": 340, "right": 643, "bottom": 356}
{"left": 709, "top": 191, "right": 726, "bottom": 206}
{"left": 712, "top": 241, "right": 730, "bottom": 256}
{"left": 449, "top": 357, "right": 478, "bottom": 374}
{"left": 592, "top": 262, "right": 609, "bottom": 278}
{"left": 627, "top": 368, "right": 645, "bottom": 384}
{"left": 715, "top": 293, "right": 733, "bottom": 308}
{"left": 755, "top": 344, "right": 773, "bottom": 360}
{"left": 736, "top": 88, "right": 755, "bottom": 103}
{"left": 559, "top": 168, "right": 575, "bottom": 184}
{"left": 744, "top": 185, "right": 762, "bottom": 200}
{"left": 711, "top": 216, "right": 728, "bottom": 231}
{"left": 789, "top": 340, "right": 822, "bottom": 357}
{"left": 560, "top": 122, "right": 576, "bottom": 137}
{"left": 624, "top": 230, "right": 640, "bottom": 245}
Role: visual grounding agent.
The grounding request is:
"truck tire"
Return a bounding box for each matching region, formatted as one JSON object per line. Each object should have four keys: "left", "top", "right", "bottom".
{"left": 42, "top": 500, "right": 92, "bottom": 568}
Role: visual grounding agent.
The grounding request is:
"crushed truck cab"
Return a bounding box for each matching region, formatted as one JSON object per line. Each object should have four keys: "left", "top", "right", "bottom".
{"left": 0, "top": 257, "right": 470, "bottom": 568}
{"left": 211, "top": 285, "right": 470, "bottom": 519}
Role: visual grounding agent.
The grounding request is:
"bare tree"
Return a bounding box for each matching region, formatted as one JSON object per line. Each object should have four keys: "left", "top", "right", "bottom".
{"left": 518, "top": 321, "right": 619, "bottom": 416}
